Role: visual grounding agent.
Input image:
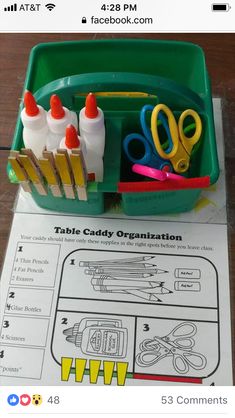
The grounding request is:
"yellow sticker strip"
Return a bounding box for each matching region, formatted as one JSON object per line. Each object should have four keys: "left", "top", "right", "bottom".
{"left": 61, "top": 357, "right": 73, "bottom": 382}
{"left": 116, "top": 362, "right": 128, "bottom": 386}
{"left": 75, "top": 358, "right": 87, "bottom": 383}
{"left": 103, "top": 361, "right": 115, "bottom": 385}
{"left": 60, "top": 359, "right": 129, "bottom": 385}
{"left": 89, "top": 360, "right": 101, "bottom": 384}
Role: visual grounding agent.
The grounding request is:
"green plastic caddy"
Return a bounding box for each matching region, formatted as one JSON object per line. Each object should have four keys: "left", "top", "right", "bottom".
{"left": 8, "top": 40, "right": 219, "bottom": 216}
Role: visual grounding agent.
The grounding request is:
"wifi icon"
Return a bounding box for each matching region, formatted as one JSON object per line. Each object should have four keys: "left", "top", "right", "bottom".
{"left": 45, "top": 3, "right": 56, "bottom": 11}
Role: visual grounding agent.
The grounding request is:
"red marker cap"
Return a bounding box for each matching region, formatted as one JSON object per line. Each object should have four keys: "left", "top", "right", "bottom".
{"left": 50, "top": 94, "right": 65, "bottom": 119}
{"left": 85, "top": 93, "right": 98, "bottom": 119}
{"left": 65, "top": 124, "right": 80, "bottom": 149}
{"left": 24, "top": 91, "right": 39, "bottom": 117}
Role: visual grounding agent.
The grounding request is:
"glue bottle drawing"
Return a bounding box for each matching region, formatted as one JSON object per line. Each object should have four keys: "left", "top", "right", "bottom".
{"left": 63, "top": 318, "right": 128, "bottom": 358}
{"left": 46, "top": 94, "right": 78, "bottom": 151}
{"left": 21, "top": 91, "right": 48, "bottom": 157}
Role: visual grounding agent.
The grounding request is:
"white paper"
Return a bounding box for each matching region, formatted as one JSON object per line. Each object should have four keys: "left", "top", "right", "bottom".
{"left": 0, "top": 99, "right": 232, "bottom": 386}
{"left": 0, "top": 214, "right": 232, "bottom": 386}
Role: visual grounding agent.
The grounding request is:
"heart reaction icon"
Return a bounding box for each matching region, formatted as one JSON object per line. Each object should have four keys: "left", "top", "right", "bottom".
{"left": 20, "top": 394, "right": 31, "bottom": 406}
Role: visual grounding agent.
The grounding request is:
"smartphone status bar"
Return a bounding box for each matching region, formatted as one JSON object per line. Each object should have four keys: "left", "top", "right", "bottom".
{"left": 0, "top": 0, "right": 234, "bottom": 32}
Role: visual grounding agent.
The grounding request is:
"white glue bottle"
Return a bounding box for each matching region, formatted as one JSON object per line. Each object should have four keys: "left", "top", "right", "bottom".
{"left": 21, "top": 90, "right": 48, "bottom": 158}
{"left": 85, "top": 148, "right": 104, "bottom": 182}
{"left": 46, "top": 94, "right": 78, "bottom": 151}
{"left": 60, "top": 124, "right": 103, "bottom": 182}
{"left": 59, "top": 124, "right": 82, "bottom": 153}
{"left": 79, "top": 93, "right": 105, "bottom": 182}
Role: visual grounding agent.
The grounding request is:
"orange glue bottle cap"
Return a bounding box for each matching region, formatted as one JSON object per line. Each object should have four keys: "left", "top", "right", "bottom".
{"left": 24, "top": 91, "right": 39, "bottom": 117}
{"left": 65, "top": 124, "right": 80, "bottom": 149}
{"left": 50, "top": 94, "right": 66, "bottom": 119}
{"left": 85, "top": 93, "right": 99, "bottom": 119}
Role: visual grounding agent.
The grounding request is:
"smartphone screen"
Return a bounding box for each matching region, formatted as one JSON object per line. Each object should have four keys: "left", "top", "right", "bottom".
{"left": 0, "top": 1, "right": 234, "bottom": 416}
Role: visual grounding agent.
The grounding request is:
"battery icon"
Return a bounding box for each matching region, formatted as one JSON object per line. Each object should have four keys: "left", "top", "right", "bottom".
{"left": 212, "top": 3, "right": 231, "bottom": 11}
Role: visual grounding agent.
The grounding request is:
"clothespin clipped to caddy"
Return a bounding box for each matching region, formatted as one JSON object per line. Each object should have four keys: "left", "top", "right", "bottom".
{"left": 38, "top": 150, "right": 62, "bottom": 198}
{"left": 16, "top": 148, "right": 47, "bottom": 196}
{"left": 8, "top": 150, "right": 33, "bottom": 193}
{"left": 54, "top": 149, "right": 76, "bottom": 199}
{"left": 8, "top": 91, "right": 104, "bottom": 201}
{"left": 54, "top": 147, "right": 88, "bottom": 201}
{"left": 8, "top": 148, "right": 60, "bottom": 197}
{"left": 8, "top": 146, "right": 89, "bottom": 201}
{"left": 69, "top": 148, "right": 88, "bottom": 201}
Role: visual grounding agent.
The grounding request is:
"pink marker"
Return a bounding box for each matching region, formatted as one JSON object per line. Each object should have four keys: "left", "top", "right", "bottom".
{"left": 132, "top": 164, "right": 185, "bottom": 181}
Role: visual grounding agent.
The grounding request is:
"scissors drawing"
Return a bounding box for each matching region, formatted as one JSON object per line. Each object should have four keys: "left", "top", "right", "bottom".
{"left": 136, "top": 322, "right": 207, "bottom": 374}
{"left": 123, "top": 104, "right": 173, "bottom": 171}
{"left": 151, "top": 103, "right": 202, "bottom": 173}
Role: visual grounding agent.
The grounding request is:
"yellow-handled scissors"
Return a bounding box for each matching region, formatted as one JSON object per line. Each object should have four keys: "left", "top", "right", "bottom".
{"left": 151, "top": 104, "right": 202, "bottom": 173}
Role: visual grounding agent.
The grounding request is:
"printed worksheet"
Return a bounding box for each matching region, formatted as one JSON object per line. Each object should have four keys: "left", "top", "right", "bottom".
{"left": 0, "top": 100, "right": 232, "bottom": 386}
{"left": 0, "top": 213, "right": 232, "bottom": 386}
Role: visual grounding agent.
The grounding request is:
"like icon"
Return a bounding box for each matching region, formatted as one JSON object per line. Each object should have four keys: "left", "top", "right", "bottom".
{"left": 7, "top": 394, "right": 19, "bottom": 406}
{"left": 20, "top": 394, "right": 31, "bottom": 406}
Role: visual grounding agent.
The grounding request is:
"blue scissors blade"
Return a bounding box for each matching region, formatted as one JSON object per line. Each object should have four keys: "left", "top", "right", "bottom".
{"left": 123, "top": 132, "right": 171, "bottom": 170}
{"left": 139, "top": 105, "right": 173, "bottom": 171}
{"left": 140, "top": 104, "right": 154, "bottom": 142}
{"left": 123, "top": 133, "right": 155, "bottom": 166}
{"left": 141, "top": 104, "right": 173, "bottom": 151}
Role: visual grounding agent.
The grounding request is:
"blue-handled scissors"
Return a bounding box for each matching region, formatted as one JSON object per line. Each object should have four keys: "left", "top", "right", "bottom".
{"left": 151, "top": 104, "right": 202, "bottom": 173}
{"left": 123, "top": 105, "right": 173, "bottom": 172}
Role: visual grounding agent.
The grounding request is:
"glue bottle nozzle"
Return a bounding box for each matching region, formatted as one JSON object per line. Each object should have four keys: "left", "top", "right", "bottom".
{"left": 85, "top": 93, "right": 99, "bottom": 119}
{"left": 24, "top": 91, "right": 39, "bottom": 117}
{"left": 50, "top": 94, "right": 66, "bottom": 119}
{"left": 65, "top": 124, "right": 80, "bottom": 149}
